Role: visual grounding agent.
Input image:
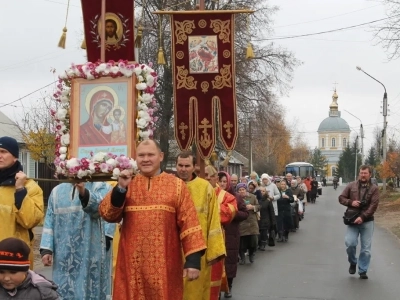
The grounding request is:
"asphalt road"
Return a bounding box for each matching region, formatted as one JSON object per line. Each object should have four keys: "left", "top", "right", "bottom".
{"left": 232, "top": 185, "right": 400, "bottom": 300}
{"left": 35, "top": 186, "right": 400, "bottom": 299}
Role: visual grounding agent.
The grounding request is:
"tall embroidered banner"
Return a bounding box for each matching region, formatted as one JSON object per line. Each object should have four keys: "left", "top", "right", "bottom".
{"left": 171, "top": 12, "right": 238, "bottom": 159}
{"left": 81, "top": 0, "right": 135, "bottom": 62}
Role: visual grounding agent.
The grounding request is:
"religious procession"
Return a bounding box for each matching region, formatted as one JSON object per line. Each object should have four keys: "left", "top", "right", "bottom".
{"left": 1, "top": 0, "right": 380, "bottom": 299}
{"left": 0, "top": 0, "right": 315, "bottom": 297}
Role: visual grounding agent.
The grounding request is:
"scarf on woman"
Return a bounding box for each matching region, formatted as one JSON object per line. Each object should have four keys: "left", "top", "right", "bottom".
{"left": 0, "top": 161, "right": 23, "bottom": 186}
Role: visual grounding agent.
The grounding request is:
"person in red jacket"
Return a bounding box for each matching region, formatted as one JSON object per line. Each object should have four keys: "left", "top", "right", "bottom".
{"left": 303, "top": 176, "right": 312, "bottom": 203}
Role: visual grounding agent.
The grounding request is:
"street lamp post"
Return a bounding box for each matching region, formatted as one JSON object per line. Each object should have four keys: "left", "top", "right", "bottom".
{"left": 356, "top": 66, "right": 388, "bottom": 192}
{"left": 344, "top": 110, "right": 364, "bottom": 163}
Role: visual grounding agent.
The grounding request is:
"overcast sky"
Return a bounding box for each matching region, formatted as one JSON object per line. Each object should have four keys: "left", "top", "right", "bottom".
{"left": 1, "top": 0, "right": 400, "bottom": 156}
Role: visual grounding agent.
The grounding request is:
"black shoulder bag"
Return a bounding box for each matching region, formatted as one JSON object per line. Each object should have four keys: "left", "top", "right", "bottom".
{"left": 343, "top": 186, "right": 369, "bottom": 226}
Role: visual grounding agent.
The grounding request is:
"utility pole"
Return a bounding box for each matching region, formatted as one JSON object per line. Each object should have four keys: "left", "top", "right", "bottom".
{"left": 356, "top": 66, "right": 388, "bottom": 192}
{"left": 360, "top": 124, "right": 364, "bottom": 163}
{"left": 354, "top": 135, "right": 358, "bottom": 181}
{"left": 382, "top": 92, "right": 388, "bottom": 192}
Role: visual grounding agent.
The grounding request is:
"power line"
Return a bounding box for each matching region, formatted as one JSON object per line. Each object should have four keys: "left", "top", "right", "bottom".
{"left": 0, "top": 81, "right": 57, "bottom": 109}
{"left": 275, "top": 4, "right": 382, "bottom": 29}
{"left": 42, "top": 0, "right": 80, "bottom": 8}
{"left": 255, "top": 15, "right": 398, "bottom": 41}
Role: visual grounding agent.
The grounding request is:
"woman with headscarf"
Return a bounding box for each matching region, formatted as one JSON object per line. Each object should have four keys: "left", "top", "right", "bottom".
{"left": 290, "top": 179, "right": 304, "bottom": 231}
{"left": 236, "top": 183, "right": 259, "bottom": 265}
{"left": 247, "top": 181, "right": 262, "bottom": 203}
{"left": 277, "top": 180, "right": 294, "bottom": 242}
{"left": 257, "top": 186, "right": 277, "bottom": 251}
{"left": 218, "top": 172, "right": 249, "bottom": 299}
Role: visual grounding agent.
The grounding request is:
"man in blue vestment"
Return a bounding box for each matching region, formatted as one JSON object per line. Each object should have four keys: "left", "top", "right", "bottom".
{"left": 40, "top": 182, "right": 115, "bottom": 300}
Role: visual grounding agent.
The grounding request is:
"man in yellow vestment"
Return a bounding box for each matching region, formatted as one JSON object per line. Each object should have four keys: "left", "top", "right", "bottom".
{"left": 99, "top": 140, "right": 206, "bottom": 300}
{"left": 176, "top": 151, "right": 226, "bottom": 300}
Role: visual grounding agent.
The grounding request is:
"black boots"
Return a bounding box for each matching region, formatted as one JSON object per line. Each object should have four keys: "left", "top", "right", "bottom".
{"left": 239, "top": 252, "right": 245, "bottom": 265}
{"left": 277, "top": 232, "right": 284, "bottom": 242}
{"left": 284, "top": 231, "right": 289, "bottom": 242}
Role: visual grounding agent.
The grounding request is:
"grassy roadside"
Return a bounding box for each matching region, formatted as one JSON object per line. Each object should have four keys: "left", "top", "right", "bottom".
{"left": 375, "top": 191, "right": 400, "bottom": 239}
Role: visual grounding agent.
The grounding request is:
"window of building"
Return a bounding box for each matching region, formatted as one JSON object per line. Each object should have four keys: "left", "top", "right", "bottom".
{"left": 321, "top": 138, "right": 325, "bottom": 147}
{"left": 19, "top": 151, "right": 29, "bottom": 173}
{"left": 332, "top": 138, "right": 336, "bottom": 147}
{"left": 343, "top": 138, "right": 347, "bottom": 147}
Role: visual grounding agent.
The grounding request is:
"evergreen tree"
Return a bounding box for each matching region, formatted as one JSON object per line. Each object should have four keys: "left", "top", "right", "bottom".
{"left": 365, "top": 147, "right": 378, "bottom": 167}
{"left": 337, "top": 140, "right": 363, "bottom": 182}
{"left": 309, "top": 147, "right": 328, "bottom": 176}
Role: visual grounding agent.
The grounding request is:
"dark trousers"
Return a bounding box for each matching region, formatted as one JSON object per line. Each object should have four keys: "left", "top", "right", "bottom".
{"left": 310, "top": 192, "right": 317, "bottom": 203}
{"left": 306, "top": 191, "right": 311, "bottom": 203}
{"left": 239, "top": 235, "right": 257, "bottom": 258}
{"left": 258, "top": 229, "right": 269, "bottom": 246}
{"left": 292, "top": 213, "right": 299, "bottom": 229}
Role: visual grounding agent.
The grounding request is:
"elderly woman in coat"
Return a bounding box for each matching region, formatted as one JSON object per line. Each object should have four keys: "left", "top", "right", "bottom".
{"left": 237, "top": 183, "right": 259, "bottom": 265}
{"left": 220, "top": 176, "right": 249, "bottom": 298}
{"left": 257, "top": 186, "right": 277, "bottom": 251}
{"left": 277, "top": 180, "right": 294, "bottom": 242}
{"left": 290, "top": 179, "right": 304, "bottom": 231}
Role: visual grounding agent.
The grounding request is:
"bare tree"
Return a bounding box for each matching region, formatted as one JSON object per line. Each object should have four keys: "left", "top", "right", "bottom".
{"left": 16, "top": 93, "right": 58, "bottom": 167}
{"left": 372, "top": 0, "right": 400, "bottom": 60}
{"left": 136, "top": 0, "right": 300, "bottom": 169}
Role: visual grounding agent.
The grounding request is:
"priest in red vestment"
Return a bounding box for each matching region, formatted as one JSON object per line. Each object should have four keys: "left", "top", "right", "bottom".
{"left": 99, "top": 140, "right": 206, "bottom": 300}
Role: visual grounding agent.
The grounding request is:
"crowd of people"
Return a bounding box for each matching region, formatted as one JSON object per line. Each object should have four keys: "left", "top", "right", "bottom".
{"left": 0, "top": 135, "right": 341, "bottom": 300}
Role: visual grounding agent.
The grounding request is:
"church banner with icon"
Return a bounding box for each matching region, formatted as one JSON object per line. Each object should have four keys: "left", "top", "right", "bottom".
{"left": 171, "top": 12, "right": 238, "bottom": 159}
{"left": 81, "top": 0, "right": 135, "bottom": 62}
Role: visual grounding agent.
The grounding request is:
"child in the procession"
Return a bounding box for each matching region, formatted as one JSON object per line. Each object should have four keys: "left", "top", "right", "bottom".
{"left": 0, "top": 238, "right": 59, "bottom": 299}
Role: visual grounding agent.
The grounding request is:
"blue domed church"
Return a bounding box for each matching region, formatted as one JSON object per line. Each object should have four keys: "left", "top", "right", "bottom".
{"left": 317, "top": 90, "right": 350, "bottom": 177}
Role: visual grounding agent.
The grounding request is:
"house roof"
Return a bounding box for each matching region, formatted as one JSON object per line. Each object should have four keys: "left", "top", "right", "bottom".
{"left": 0, "top": 111, "right": 22, "bottom": 142}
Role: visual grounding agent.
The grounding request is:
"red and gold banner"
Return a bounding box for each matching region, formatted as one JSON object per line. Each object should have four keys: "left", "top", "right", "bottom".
{"left": 81, "top": 0, "right": 135, "bottom": 62}
{"left": 171, "top": 12, "right": 238, "bottom": 159}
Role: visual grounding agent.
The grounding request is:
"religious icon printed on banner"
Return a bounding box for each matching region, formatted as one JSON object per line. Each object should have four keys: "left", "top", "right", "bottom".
{"left": 188, "top": 35, "right": 219, "bottom": 73}
{"left": 91, "top": 12, "right": 130, "bottom": 51}
{"left": 69, "top": 77, "right": 136, "bottom": 159}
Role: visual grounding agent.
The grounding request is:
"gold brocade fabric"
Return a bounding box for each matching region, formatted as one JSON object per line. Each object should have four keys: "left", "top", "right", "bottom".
{"left": 184, "top": 177, "right": 226, "bottom": 300}
{"left": 99, "top": 173, "right": 206, "bottom": 300}
{"left": 210, "top": 187, "right": 238, "bottom": 296}
{"left": 215, "top": 186, "right": 237, "bottom": 225}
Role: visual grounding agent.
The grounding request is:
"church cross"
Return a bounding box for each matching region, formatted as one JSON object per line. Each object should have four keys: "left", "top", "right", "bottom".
{"left": 199, "top": 118, "right": 212, "bottom": 134}
{"left": 198, "top": 118, "right": 212, "bottom": 149}
{"left": 223, "top": 121, "right": 233, "bottom": 139}
{"left": 332, "top": 82, "right": 338, "bottom": 91}
{"left": 179, "top": 122, "right": 188, "bottom": 140}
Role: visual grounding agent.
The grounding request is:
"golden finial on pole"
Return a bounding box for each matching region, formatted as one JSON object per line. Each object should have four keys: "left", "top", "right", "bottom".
{"left": 245, "top": 12, "right": 255, "bottom": 59}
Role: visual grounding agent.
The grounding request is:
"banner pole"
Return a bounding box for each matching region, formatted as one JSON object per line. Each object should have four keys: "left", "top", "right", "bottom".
{"left": 101, "top": 0, "right": 106, "bottom": 61}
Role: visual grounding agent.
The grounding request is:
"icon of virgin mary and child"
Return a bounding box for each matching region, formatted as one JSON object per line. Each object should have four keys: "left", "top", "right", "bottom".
{"left": 80, "top": 90, "right": 126, "bottom": 146}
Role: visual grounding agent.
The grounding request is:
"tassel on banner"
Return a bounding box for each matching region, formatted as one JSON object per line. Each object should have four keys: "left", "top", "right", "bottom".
{"left": 81, "top": 38, "right": 86, "bottom": 49}
{"left": 135, "top": 26, "right": 143, "bottom": 48}
{"left": 221, "top": 151, "right": 232, "bottom": 167}
{"left": 157, "top": 47, "right": 166, "bottom": 65}
{"left": 58, "top": 0, "right": 70, "bottom": 49}
{"left": 58, "top": 27, "right": 67, "bottom": 49}
{"left": 246, "top": 42, "right": 255, "bottom": 59}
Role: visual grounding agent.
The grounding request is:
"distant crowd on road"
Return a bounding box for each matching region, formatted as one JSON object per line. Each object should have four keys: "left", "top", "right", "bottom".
{"left": 0, "top": 135, "right": 380, "bottom": 299}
